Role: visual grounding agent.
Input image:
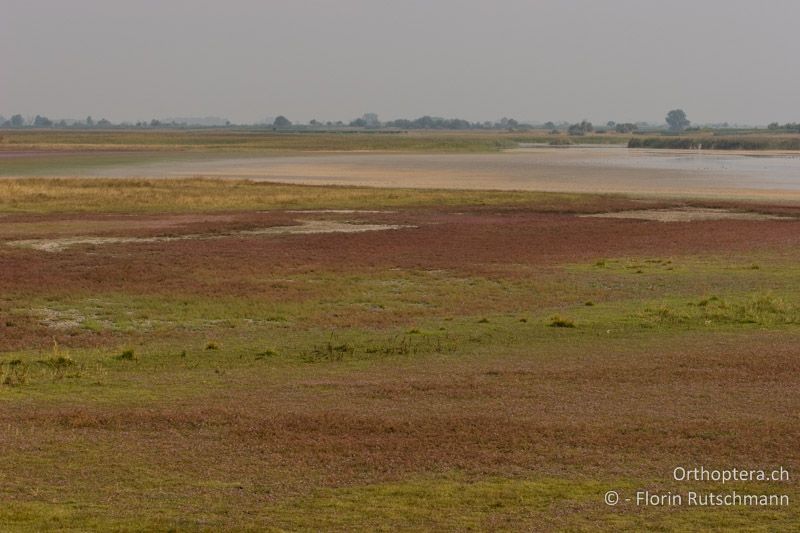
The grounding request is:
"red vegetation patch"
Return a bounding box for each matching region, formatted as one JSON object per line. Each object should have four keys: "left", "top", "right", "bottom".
{"left": 2, "top": 207, "right": 800, "bottom": 297}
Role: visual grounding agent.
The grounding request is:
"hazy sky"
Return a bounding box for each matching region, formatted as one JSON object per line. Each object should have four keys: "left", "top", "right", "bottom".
{"left": 2, "top": 0, "right": 798, "bottom": 125}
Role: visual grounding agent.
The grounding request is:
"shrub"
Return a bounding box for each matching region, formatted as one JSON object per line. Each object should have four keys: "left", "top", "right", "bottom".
{"left": 255, "top": 349, "right": 278, "bottom": 359}
{"left": 114, "top": 349, "right": 136, "bottom": 361}
{"left": 548, "top": 315, "right": 576, "bottom": 328}
{"left": 1, "top": 359, "right": 28, "bottom": 386}
{"left": 39, "top": 356, "right": 77, "bottom": 379}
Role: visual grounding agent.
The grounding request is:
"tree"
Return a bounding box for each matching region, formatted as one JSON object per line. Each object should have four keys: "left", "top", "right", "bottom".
{"left": 33, "top": 115, "right": 53, "bottom": 127}
{"left": 86, "top": 115, "right": 94, "bottom": 127}
{"left": 362, "top": 113, "right": 380, "bottom": 128}
{"left": 615, "top": 122, "right": 638, "bottom": 133}
{"left": 568, "top": 120, "right": 593, "bottom": 135}
{"left": 10, "top": 114, "right": 25, "bottom": 127}
{"left": 665, "top": 109, "right": 690, "bottom": 132}
{"left": 273, "top": 115, "right": 291, "bottom": 128}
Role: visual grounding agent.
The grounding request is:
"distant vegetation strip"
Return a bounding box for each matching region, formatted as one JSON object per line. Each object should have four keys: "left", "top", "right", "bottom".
{"left": 0, "top": 131, "right": 516, "bottom": 153}
{"left": 0, "top": 130, "right": 630, "bottom": 155}
{"left": 629, "top": 136, "right": 800, "bottom": 151}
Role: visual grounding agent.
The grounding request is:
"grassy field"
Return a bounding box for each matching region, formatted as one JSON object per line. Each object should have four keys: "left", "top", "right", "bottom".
{"left": 1, "top": 164, "right": 799, "bottom": 529}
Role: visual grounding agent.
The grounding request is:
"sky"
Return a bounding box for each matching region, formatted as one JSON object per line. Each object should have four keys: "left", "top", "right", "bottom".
{"left": 2, "top": 0, "right": 798, "bottom": 125}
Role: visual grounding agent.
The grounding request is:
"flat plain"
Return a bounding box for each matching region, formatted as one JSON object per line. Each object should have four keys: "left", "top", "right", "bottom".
{"left": 1, "top": 130, "right": 799, "bottom": 531}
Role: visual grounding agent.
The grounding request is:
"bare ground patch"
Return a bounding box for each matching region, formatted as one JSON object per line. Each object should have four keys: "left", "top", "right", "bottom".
{"left": 6, "top": 220, "right": 415, "bottom": 252}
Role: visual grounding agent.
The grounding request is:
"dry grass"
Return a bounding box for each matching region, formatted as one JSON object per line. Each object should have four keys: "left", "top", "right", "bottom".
{"left": 0, "top": 177, "right": 637, "bottom": 214}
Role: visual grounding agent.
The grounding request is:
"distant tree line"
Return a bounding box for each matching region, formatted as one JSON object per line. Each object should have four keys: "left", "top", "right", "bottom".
{"left": 342, "top": 114, "right": 533, "bottom": 130}
{"left": 546, "top": 120, "right": 640, "bottom": 135}
{"left": 567, "top": 120, "right": 593, "bottom": 135}
{"left": 265, "top": 113, "right": 537, "bottom": 130}
{"left": 0, "top": 112, "right": 540, "bottom": 131}
{"left": 767, "top": 122, "right": 800, "bottom": 132}
{"left": 1, "top": 114, "right": 115, "bottom": 128}
{"left": 606, "top": 121, "right": 638, "bottom": 133}
{"left": 4, "top": 108, "right": 794, "bottom": 133}
{"left": 0, "top": 114, "right": 230, "bottom": 129}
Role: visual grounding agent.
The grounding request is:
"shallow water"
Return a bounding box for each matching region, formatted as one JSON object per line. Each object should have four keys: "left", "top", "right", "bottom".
{"left": 582, "top": 148, "right": 800, "bottom": 185}
{"left": 25, "top": 145, "right": 800, "bottom": 199}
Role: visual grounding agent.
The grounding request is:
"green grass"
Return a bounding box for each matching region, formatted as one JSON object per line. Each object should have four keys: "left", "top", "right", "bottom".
{"left": 5, "top": 256, "right": 800, "bottom": 404}
{"left": 271, "top": 476, "right": 799, "bottom": 531}
{"left": 269, "top": 476, "right": 611, "bottom": 531}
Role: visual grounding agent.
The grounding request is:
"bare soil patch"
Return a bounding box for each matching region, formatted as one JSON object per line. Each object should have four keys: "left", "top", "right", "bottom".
{"left": 6, "top": 220, "right": 413, "bottom": 252}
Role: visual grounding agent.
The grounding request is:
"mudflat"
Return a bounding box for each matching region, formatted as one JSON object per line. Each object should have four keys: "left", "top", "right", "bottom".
{"left": 41, "top": 146, "right": 797, "bottom": 201}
